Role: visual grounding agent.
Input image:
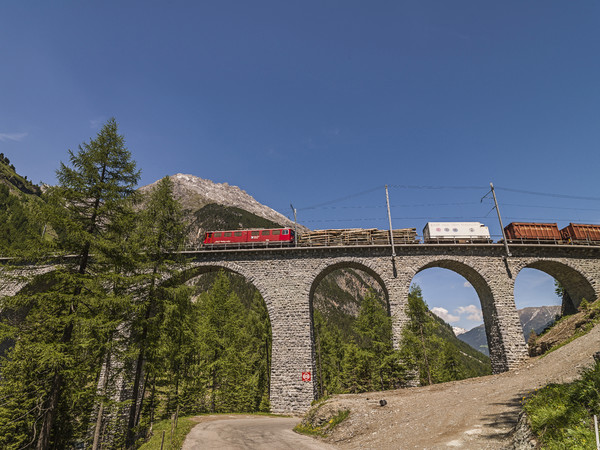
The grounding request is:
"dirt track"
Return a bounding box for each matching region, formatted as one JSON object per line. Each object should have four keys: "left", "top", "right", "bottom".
{"left": 181, "top": 324, "right": 600, "bottom": 449}
{"left": 316, "top": 323, "right": 600, "bottom": 449}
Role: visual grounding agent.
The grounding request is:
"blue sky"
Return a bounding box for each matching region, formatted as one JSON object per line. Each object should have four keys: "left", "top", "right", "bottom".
{"left": 2, "top": 1, "right": 598, "bottom": 329}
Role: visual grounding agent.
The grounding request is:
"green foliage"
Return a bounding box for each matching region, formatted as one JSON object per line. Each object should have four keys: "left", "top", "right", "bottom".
{"left": 0, "top": 183, "right": 44, "bottom": 256}
{"left": 294, "top": 409, "right": 350, "bottom": 437}
{"left": 194, "top": 271, "right": 271, "bottom": 413}
{"left": 137, "top": 416, "right": 197, "bottom": 450}
{"left": 315, "top": 287, "right": 409, "bottom": 396}
{"left": 524, "top": 361, "right": 600, "bottom": 449}
{"left": 314, "top": 275, "right": 490, "bottom": 397}
{"left": 0, "top": 118, "right": 141, "bottom": 448}
{"left": 554, "top": 279, "right": 565, "bottom": 298}
{"left": 0, "top": 124, "right": 277, "bottom": 447}
{"left": 192, "top": 203, "right": 280, "bottom": 233}
{"left": 401, "top": 284, "right": 491, "bottom": 385}
{"left": 0, "top": 154, "right": 41, "bottom": 196}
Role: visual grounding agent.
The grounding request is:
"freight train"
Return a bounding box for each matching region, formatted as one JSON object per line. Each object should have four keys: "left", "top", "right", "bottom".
{"left": 201, "top": 222, "right": 600, "bottom": 248}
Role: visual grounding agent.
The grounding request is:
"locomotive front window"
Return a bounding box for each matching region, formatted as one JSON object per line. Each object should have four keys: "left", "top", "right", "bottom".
{"left": 262, "top": 230, "right": 270, "bottom": 236}
{"left": 224, "top": 232, "right": 232, "bottom": 237}
{"left": 282, "top": 230, "right": 289, "bottom": 235}
{"left": 251, "top": 231, "right": 260, "bottom": 236}
{"left": 273, "top": 230, "right": 280, "bottom": 235}
{"left": 234, "top": 232, "right": 242, "bottom": 237}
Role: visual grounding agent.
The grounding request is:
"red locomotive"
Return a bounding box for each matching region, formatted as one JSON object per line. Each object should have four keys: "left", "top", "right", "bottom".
{"left": 203, "top": 228, "right": 295, "bottom": 247}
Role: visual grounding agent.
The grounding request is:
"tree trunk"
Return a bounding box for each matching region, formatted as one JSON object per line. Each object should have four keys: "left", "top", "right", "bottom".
{"left": 92, "top": 349, "right": 112, "bottom": 450}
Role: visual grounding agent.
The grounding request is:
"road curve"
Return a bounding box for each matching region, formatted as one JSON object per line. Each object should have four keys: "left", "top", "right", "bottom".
{"left": 181, "top": 415, "right": 336, "bottom": 450}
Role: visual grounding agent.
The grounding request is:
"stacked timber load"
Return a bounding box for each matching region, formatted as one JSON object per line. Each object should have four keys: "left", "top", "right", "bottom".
{"left": 371, "top": 228, "right": 418, "bottom": 244}
{"left": 298, "top": 228, "right": 417, "bottom": 246}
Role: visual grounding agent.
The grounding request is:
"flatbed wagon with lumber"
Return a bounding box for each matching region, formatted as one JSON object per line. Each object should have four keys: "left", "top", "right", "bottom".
{"left": 297, "top": 228, "right": 418, "bottom": 247}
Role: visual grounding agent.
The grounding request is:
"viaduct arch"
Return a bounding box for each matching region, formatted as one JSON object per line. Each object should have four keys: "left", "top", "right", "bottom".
{"left": 1, "top": 244, "right": 599, "bottom": 414}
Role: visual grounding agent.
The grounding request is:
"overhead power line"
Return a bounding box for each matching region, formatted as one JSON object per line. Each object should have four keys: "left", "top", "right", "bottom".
{"left": 300, "top": 186, "right": 383, "bottom": 210}
{"left": 301, "top": 201, "right": 481, "bottom": 210}
{"left": 495, "top": 187, "right": 600, "bottom": 202}
{"left": 503, "top": 203, "right": 600, "bottom": 212}
{"left": 389, "top": 184, "right": 486, "bottom": 190}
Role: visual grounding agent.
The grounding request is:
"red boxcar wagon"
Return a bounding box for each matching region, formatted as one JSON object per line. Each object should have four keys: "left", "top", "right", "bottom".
{"left": 561, "top": 223, "right": 600, "bottom": 244}
{"left": 203, "top": 228, "right": 295, "bottom": 248}
{"left": 504, "top": 222, "right": 562, "bottom": 243}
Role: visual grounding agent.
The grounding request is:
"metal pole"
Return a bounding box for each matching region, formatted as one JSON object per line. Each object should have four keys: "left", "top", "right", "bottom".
{"left": 490, "top": 182, "right": 511, "bottom": 257}
{"left": 385, "top": 185, "right": 396, "bottom": 259}
{"left": 290, "top": 204, "right": 297, "bottom": 246}
{"left": 595, "top": 415, "right": 599, "bottom": 450}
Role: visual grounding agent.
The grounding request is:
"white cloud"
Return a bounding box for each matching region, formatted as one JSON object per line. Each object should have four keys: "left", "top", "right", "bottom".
{"left": 90, "top": 118, "right": 105, "bottom": 129}
{"left": 431, "top": 307, "right": 460, "bottom": 323}
{"left": 463, "top": 281, "right": 472, "bottom": 288}
{"left": 0, "top": 132, "right": 28, "bottom": 142}
{"left": 456, "top": 304, "right": 483, "bottom": 322}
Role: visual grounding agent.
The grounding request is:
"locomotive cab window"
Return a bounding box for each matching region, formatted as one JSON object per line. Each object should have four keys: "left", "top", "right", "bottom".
{"left": 273, "top": 230, "right": 280, "bottom": 235}
{"left": 282, "top": 230, "right": 289, "bottom": 235}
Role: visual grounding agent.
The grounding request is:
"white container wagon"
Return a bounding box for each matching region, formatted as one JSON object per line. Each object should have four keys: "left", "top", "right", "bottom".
{"left": 423, "top": 222, "right": 491, "bottom": 243}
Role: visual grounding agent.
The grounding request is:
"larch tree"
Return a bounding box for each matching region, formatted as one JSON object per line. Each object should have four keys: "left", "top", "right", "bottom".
{"left": 0, "top": 118, "right": 140, "bottom": 449}
{"left": 401, "top": 284, "right": 436, "bottom": 385}
{"left": 124, "top": 175, "right": 187, "bottom": 448}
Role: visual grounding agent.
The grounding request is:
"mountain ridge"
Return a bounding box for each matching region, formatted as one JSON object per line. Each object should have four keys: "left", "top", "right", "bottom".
{"left": 458, "top": 305, "right": 561, "bottom": 355}
{"left": 140, "top": 173, "right": 308, "bottom": 234}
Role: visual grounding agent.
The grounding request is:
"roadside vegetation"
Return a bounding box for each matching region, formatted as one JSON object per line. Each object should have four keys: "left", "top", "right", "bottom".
{"left": 138, "top": 416, "right": 197, "bottom": 450}
{"left": 521, "top": 296, "right": 600, "bottom": 449}
{"left": 294, "top": 408, "right": 350, "bottom": 437}
{"left": 523, "top": 358, "right": 600, "bottom": 449}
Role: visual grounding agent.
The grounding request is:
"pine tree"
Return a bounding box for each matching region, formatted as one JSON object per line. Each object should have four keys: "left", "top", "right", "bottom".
{"left": 124, "top": 176, "right": 187, "bottom": 447}
{"left": 402, "top": 284, "right": 435, "bottom": 385}
{"left": 0, "top": 118, "right": 140, "bottom": 449}
{"left": 353, "top": 290, "right": 394, "bottom": 390}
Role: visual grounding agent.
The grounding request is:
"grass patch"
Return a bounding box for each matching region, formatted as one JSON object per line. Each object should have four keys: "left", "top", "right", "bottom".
{"left": 138, "top": 416, "right": 196, "bottom": 450}
{"left": 523, "top": 361, "right": 600, "bottom": 449}
{"left": 294, "top": 409, "right": 350, "bottom": 437}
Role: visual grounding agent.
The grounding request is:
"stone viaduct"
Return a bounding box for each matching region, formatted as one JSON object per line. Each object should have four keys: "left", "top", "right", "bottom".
{"left": 2, "top": 243, "right": 600, "bottom": 414}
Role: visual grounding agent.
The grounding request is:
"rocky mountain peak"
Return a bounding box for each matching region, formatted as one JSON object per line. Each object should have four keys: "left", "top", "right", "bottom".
{"left": 140, "top": 174, "right": 308, "bottom": 232}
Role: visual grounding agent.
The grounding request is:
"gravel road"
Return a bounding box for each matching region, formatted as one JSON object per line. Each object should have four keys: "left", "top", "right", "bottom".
{"left": 181, "top": 415, "right": 336, "bottom": 450}
{"left": 181, "top": 323, "right": 600, "bottom": 449}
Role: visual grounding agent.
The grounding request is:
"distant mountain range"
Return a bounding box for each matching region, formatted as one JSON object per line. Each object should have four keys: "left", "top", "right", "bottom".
{"left": 457, "top": 305, "right": 561, "bottom": 356}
